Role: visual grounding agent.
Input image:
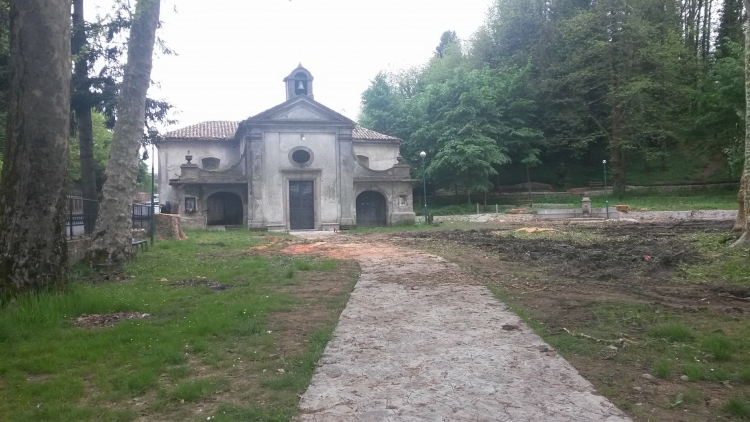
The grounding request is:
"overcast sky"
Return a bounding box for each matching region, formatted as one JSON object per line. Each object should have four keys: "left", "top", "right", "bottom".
{"left": 86, "top": 0, "right": 493, "bottom": 132}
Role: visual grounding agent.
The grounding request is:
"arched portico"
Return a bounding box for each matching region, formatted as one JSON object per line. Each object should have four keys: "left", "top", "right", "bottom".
{"left": 356, "top": 191, "right": 387, "bottom": 227}
{"left": 207, "top": 192, "right": 243, "bottom": 226}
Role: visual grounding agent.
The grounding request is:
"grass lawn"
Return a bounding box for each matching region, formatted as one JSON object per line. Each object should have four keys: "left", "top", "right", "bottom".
{"left": 425, "top": 188, "right": 738, "bottom": 216}
{"left": 532, "top": 189, "right": 738, "bottom": 211}
{"left": 0, "top": 231, "right": 357, "bottom": 422}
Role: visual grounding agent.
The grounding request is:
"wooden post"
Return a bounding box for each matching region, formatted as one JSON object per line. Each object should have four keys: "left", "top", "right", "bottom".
{"left": 496, "top": 204, "right": 499, "bottom": 214}
{"left": 477, "top": 203, "right": 479, "bottom": 214}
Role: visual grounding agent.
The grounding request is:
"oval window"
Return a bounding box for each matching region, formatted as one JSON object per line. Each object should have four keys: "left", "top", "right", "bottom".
{"left": 292, "top": 149, "right": 311, "bottom": 164}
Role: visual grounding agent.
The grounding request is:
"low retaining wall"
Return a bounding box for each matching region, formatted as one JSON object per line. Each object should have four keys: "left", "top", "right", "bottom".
{"left": 67, "top": 237, "right": 92, "bottom": 264}
{"left": 416, "top": 209, "right": 737, "bottom": 224}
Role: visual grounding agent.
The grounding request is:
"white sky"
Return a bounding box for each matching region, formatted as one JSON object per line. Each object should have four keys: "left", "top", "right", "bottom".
{"left": 86, "top": 0, "right": 493, "bottom": 132}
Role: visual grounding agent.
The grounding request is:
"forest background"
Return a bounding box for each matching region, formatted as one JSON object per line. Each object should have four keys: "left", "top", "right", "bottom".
{"left": 359, "top": 0, "right": 747, "bottom": 197}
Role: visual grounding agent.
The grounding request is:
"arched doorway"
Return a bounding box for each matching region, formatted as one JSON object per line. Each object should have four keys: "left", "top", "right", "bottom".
{"left": 207, "top": 192, "right": 243, "bottom": 226}
{"left": 356, "top": 191, "right": 387, "bottom": 227}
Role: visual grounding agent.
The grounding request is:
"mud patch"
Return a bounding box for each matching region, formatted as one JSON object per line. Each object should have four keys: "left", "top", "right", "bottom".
{"left": 399, "top": 223, "right": 728, "bottom": 281}
{"left": 74, "top": 312, "right": 150, "bottom": 329}
{"left": 170, "top": 278, "right": 232, "bottom": 290}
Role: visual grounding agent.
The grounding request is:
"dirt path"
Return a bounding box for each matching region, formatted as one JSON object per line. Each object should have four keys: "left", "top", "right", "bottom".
{"left": 286, "top": 232, "right": 630, "bottom": 421}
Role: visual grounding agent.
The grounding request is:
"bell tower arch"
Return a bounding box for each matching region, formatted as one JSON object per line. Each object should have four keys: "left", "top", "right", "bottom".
{"left": 284, "top": 64, "right": 314, "bottom": 100}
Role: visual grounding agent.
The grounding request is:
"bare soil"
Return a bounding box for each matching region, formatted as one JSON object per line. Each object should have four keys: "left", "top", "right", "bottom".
{"left": 391, "top": 220, "right": 750, "bottom": 421}
{"left": 74, "top": 312, "right": 151, "bottom": 329}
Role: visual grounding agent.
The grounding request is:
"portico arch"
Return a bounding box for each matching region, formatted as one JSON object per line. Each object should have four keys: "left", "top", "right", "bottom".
{"left": 207, "top": 192, "right": 243, "bottom": 226}
{"left": 356, "top": 191, "right": 387, "bottom": 227}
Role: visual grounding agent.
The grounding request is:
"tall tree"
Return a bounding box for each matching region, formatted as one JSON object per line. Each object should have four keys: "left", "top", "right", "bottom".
{"left": 0, "top": 0, "right": 71, "bottom": 298}
{"left": 86, "top": 0, "right": 160, "bottom": 265}
{"left": 72, "top": 0, "right": 99, "bottom": 234}
{"left": 0, "top": 0, "right": 9, "bottom": 163}
{"left": 733, "top": 0, "right": 750, "bottom": 245}
{"left": 435, "top": 30, "right": 459, "bottom": 58}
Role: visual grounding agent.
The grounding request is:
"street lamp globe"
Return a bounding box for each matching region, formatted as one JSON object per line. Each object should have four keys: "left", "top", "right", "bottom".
{"left": 602, "top": 159, "right": 607, "bottom": 164}
{"left": 420, "top": 151, "right": 427, "bottom": 158}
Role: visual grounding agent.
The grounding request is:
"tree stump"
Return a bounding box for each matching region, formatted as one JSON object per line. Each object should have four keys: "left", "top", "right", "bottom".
{"left": 151, "top": 214, "right": 187, "bottom": 241}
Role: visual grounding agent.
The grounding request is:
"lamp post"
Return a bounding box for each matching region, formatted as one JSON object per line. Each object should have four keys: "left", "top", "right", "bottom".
{"left": 148, "top": 126, "right": 159, "bottom": 245}
{"left": 603, "top": 159, "right": 609, "bottom": 219}
{"left": 420, "top": 151, "right": 428, "bottom": 221}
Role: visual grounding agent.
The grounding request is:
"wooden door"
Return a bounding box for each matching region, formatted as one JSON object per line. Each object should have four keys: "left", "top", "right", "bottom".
{"left": 289, "top": 181, "right": 314, "bottom": 230}
{"left": 207, "top": 195, "right": 225, "bottom": 225}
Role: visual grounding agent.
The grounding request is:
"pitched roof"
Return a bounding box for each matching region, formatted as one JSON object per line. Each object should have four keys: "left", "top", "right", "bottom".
{"left": 162, "top": 120, "right": 400, "bottom": 143}
{"left": 244, "top": 96, "right": 354, "bottom": 124}
{"left": 162, "top": 121, "right": 239, "bottom": 141}
{"left": 352, "top": 126, "right": 401, "bottom": 142}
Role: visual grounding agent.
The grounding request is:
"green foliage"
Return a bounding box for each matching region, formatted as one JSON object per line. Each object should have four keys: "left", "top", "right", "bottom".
{"left": 360, "top": 0, "right": 742, "bottom": 192}
{"left": 654, "top": 359, "right": 674, "bottom": 379}
{"left": 648, "top": 323, "right": 695, "bottom": 343}
{"left": 683, "top": 363, "right": 705, "bottom": 381}
{"left": 0, "top": 231, "right": 355, "bottom": 421}
{"left": 724, "top": 398, "right": 750, "bottom": 418}
{"left": 695, "top": 40, "right": 745, "bottom": 174}
{"left": 702, "top": 333, "right": 735, "bottom": 361}
{"left": 68, "top": 112, "right": 112, "bottom": 191}
{"left": 360, "top": 47, "right": 542, "bottom": 196}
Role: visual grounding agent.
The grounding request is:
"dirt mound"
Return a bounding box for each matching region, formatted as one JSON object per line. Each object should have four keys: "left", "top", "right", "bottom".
{"left": 400, "top": 221, "right": 732, "bottom": 281}
{"left": 74, "top": 312, "right": 150, "bottom": 329}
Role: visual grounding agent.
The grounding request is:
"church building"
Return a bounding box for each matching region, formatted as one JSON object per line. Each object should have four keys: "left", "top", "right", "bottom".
{"left": 157, "top": 65, "right": 417, "bottom": 231}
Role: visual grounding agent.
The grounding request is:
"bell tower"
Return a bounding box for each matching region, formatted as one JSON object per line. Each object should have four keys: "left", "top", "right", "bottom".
{"left": 284, "top": 63, "right": 314, "bottom": 101}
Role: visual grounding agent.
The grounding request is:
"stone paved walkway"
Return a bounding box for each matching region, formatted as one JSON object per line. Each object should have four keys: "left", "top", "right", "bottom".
{"left": 289, "top": 233, "right": 631, "bottom": 421}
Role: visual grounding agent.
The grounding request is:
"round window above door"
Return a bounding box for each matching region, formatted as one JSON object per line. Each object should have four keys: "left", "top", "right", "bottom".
{"left": 288, "top": 146, "right": 314, "bottom": 168}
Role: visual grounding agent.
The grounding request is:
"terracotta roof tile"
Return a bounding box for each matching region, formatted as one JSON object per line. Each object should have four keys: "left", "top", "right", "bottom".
{"left": 352, "top": 126, "right": 402, "bottom": 142}
{"left": 163, "top": 121, "right": 239, "bottom": 140}
{"left": 162, "top": 121, "right": 401, "bottom": 143}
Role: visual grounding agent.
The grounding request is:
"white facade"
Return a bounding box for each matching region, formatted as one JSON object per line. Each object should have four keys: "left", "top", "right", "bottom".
{"left": 158, "top": 65, "right": 416, "bottom": 231}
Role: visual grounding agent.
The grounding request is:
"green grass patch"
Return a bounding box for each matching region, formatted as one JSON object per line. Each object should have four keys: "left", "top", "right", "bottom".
{"left": 0, "top": 230, "right": 355, "bottom": 421}
{"left": 419, "top": 189, "right": 737, "bottom": 217}
{"left": 702, "top": 333, "right": 735, "bottom": 361}
{"left": 683, "top": 363, "right": 705, "bottom": 381}
{"left": 654, "top": 359, "right": 674, "bottom": 379}
{"left": 172, "top": 378, "right": 230, "bottom": 402}
{"left": 647, "top": 323, "right": 694, "bottom": 342}
{"left": 293, "top": 260, "right": 313, "bottom": 271}
{"left": 724, "top": 398, "right": 750, "bottom": 418}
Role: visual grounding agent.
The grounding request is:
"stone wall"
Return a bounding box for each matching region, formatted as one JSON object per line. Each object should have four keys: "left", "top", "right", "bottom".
{"left": 67, "top": 237, "right": 92, "bottom": 264}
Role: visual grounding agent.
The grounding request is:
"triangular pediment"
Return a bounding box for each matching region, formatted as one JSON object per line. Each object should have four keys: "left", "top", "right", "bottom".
{"left": 245, "top": 97, "right": 354, "bottom": 125}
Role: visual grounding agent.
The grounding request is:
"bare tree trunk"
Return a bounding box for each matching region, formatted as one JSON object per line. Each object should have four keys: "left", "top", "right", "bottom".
{"left": 0, "top": 0, "right": 71, "bottom": 299}
{"left": 733, "top": 11, "right": 750, "bottom": 246}
{"left": 72, "top": 0, "right": 98, "bottom": 233}
{"left": 86, "top": 0, "right": 160, "bottom": 265}
{"left": 734, "top": 173, "right": 747, "bottom": 232}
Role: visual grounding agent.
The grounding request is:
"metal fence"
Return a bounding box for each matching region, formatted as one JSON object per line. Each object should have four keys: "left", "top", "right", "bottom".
{"left": 132, "top": 202, "right": 153, "bottom": 229}
{"left": 66, "top": 194, "right": 98, "bottom": 238}
{"left": 65, "top": 194, "right": 156, "bottom": 237}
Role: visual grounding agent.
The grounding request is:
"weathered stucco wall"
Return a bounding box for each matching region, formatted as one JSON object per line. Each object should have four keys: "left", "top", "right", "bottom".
{"left": 158, "top": 140, "right": 241, "bottom": 206}
{"left": 352, "top": 141, "right": 400, "bottom": 170}
{"left": 256, "top": 130, "right": 340, "bottom": 231}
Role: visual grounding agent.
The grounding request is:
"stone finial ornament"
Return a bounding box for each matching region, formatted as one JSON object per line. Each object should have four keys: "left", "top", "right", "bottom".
{"left": 185, "top": 150, "right": 192, "bottom": 164}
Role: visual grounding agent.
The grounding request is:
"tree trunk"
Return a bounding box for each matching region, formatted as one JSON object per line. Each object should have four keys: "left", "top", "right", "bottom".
{"left": 72, "top": 0, "right": 98, "bottom": 233}
{"left": 0, "top": 0, "right": 71, "bottom": 299}
{"left": 733, "top": 11, "right": 750, "bottom": 246}
{"left": 734, "top": 173, "right": 748, "bottom": 232}
{"left": 86, "top": 0, "right": 160, "bottom": 265}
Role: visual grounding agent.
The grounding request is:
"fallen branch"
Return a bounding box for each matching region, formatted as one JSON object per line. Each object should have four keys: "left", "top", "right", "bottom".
{"left": 563, "top": 328, "right": 639, "bottom": 345}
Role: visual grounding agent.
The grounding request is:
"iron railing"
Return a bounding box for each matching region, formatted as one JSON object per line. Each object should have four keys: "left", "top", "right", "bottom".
{"left": 132, "top": 202, "right": 153, "bottom": 229}
{"left": 66, "top": 193, "right": 98, "bottom": 238}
